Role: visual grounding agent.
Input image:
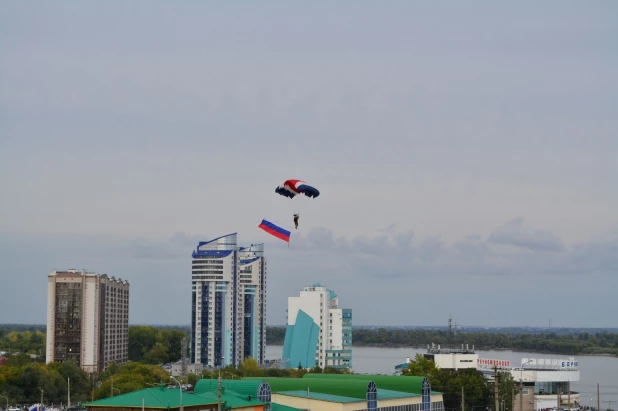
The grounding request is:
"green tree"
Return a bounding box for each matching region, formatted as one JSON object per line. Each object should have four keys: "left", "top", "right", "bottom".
{"left": 187, "top": 373, "right": 198, "bottom": 387}
{"left": 451, "top": 370, "right": 492, "bottom": 411}
{"left": 403, "top": 354, "right": 491, "bottom": 411}
{"left": 401, "top": 354, "right": 444, "bottom": 383}
{"left": 323, "top": 367, "right": 345, "bottom": 374}
{"left": 128, "top": 326, "right": 157, "bottom": 361}
{"left": 143, "top": 342, "right": 169, "bottom": 364}
{"left": 239, "top": 357, "right": 260, "bottom": 377}
{"left": 492, "top": 371, "right": 518, "bottom": 411}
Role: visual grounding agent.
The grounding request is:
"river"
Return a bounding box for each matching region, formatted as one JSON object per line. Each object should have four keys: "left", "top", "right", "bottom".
{"left": 265, "top": 345, "right": 618, "bottom": 409}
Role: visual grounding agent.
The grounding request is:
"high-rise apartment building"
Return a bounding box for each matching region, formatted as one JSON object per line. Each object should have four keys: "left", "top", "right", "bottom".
{"left": 283, "top": 283, "right": 352, "bottom": 370}
{"left": 190, "top": 234, "right": 266, "bottom": 367}
{"left": 46, "top": 269, "right": 129, "bottom": 373}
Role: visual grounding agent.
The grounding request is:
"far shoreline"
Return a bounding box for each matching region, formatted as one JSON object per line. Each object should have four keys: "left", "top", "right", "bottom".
{"left": 265, "top": 342, "right": 618, "bottom": 358}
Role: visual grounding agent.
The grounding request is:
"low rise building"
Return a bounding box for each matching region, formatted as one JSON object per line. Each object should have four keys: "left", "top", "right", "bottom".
{"left": 513, "top": 357, "right": 581, "bottom": 411}
{"left": 476, "top": 357, "right": 581, "bottom": 411}
{"left": 243, "top": 374, "right": 445, "bottom": 411}
{"left": 396, "top": 343, "right": 478, "bottom": 374}
{"left": 170, "top": 361, "right": 204, "bottom": 377}
{"left": 84, "top": 383, "right": 266, "bottom": 411}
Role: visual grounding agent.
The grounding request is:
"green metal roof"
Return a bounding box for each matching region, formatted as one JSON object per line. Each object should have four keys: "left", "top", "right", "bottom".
{"left": 277, "top": 390, "right": 361, "bottom": 404}
{"left": 84, "top": 385, "right": 266, "bottom": 409}
{"left": 194, "top": 390, "right": 266, "bottom": 408}
{"left": 84, "top": 386, "right": 211, "bottom": 409}
{"left": 276, "top": 388, "right": 417, "bottom": 403}
{"left": 377, "top": 388, "right": 420, "bottom": 400}
{"left": 302, "top": 374, "right": 428, "bottom": 394}
{"left": 245, "top": 377, "right": 371, "bottom": 400}
{"left": 271, "top": 404, "right": 305, "bottom": 411}
{"left": 195, "top": 379, "right": 264, "bottom": 396}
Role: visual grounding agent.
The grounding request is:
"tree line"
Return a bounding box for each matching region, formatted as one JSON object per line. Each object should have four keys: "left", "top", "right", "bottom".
{"left": 0, "top": 353, "right": 349, "bottom": 405}
{"left": 0, "top": 329, "right": 46, "bottom": 356}
{"left": 0, "top": 326, "right": 189, "bottom": 365}
{"left": 0, "top": 355, "right": 93, "bottom": 406}
{"left": 265, "top": 327, "right": 618, "bottom": 356}
{"left": 0, "top": 350, "right": 512, "bottom": 411}
{"left": 3, "top": 325, "right": 617, "bottom": 359}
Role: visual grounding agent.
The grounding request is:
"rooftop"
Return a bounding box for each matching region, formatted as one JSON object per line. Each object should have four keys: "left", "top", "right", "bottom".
{"left": 84, "top": 384, "right": 265, "bottom": 410}
{"left": 277, "top": 390, "right": 361, "bottom": 403}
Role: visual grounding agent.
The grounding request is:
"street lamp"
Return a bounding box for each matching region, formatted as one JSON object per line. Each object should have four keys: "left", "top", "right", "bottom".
{"left": 520, "top": 360, "right": 534, "bottom": 411}
{"left": 218, "top": 356, "right": 225, "bottom": 411}
{"left": 0, "top": 395, "right": 8, "bottom": 409}
{"left": 170, "top": 376, "right": 183, "bottom": 411}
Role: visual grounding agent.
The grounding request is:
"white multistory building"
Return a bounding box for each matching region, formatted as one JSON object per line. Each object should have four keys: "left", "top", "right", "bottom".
{"left": 190, "top": 234, "right": 266, "bottom": 368}
{"left": 46, "top": 269, "right": 129, "bottom": 372}
{"left": 513, "top": 357, "right": 581, "bottom": 411}
{"left": 476, "top": 357, "right": 581, "bottom": 411}
{"left": 283, "top": 283, "right": 352, "bottom": 370}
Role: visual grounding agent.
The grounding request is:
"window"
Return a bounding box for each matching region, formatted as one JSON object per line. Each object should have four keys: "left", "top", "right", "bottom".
{"left": 422, "top": 378, "right": 431, "bottom": 411}
{"left": 257, "top": 382, "right": 272, "bottom": 411}
{"left": 367, "top": 381, "right": 377, "bottom": 411}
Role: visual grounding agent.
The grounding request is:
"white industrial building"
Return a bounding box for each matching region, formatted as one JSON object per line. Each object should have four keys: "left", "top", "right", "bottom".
{"left": 512, "top": 358, "right": 581, "bottom": 411}
{"left": 424, "top": 343, "right": 479, "bottom": 370}
{"left": 395, "top": 343, "right": 478, "bottom": 374}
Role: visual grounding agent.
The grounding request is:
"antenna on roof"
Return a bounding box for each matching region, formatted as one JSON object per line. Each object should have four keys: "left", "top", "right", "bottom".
{"left": 448, "top": 316, "right": 453, "bottom": 350}
{"left": 181, "top": 337, "right": 188, "bottom": 377}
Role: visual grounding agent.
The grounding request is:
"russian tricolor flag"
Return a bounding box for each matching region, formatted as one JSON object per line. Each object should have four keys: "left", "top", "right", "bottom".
{"left": 259, "top": 219, "right": 291, "bottom": 243}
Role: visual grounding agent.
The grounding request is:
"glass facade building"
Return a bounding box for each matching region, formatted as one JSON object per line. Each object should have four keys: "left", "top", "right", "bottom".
{"left": 191, "top": 234, "right": 266, "bottom": 367}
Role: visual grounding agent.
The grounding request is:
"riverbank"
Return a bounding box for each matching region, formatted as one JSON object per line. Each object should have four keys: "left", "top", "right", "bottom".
{"left": 265, "top": 340, "right": 618, "bottom": 357}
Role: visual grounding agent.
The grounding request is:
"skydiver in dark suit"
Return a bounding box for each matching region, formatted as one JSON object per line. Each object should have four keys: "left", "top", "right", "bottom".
{"left": 293, "top": 214, "right": 299, "bottom": 229}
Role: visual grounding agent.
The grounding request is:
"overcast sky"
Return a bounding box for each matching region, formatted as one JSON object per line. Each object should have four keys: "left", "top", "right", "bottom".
{"left": 1, "top": 1, "right": 616, "bottom": 327}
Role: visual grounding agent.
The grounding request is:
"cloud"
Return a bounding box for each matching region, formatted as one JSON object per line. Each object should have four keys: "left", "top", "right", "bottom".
{"left": 286, "top": 219, "right": 616, "bottom": 282}
{"left": 487, "top": 218, "right": 566, "bottom": 252}
{"left": 1, "top": 220, "right": 617, "bottom": 326}
{"left": 122, "top": 232, "right": 214, "bottom": 261}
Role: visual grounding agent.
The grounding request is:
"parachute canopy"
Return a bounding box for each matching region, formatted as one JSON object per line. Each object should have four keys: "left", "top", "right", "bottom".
{"left": 275, "top": 179, "right": 320, "bottom": 199}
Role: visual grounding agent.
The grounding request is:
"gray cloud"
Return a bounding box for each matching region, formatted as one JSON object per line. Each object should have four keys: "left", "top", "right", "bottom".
{"left": 487, "top": 218, "right": 566, "bottom": 252}
{"left": 129, "top": 232, "right": 212, "bottom": 260}
{"left": 288, "top": 220, "right": 616, "bottom": 282}
{"left": 1, "top": 221, "right": 617, "bottom": 326}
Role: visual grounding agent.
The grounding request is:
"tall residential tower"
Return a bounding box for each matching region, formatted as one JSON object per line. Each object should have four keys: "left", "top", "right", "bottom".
{"left": 283, "top": 283, "right": 352, "bottom": 370}
{"left": 190, "top": 234, "right": 266, "bottom": 367}
{"left": 46, "top": 269, "right": 129, "bottom": 372}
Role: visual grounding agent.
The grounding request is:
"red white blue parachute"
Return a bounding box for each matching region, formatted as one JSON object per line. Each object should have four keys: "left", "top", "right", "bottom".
{"left": 275, "top": 179, "right": 320, "bottom": 199}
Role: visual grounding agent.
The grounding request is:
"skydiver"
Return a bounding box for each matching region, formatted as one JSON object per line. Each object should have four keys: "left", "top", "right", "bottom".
{"left": 293, "top": 214, "right": 299, "bottom": 229}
